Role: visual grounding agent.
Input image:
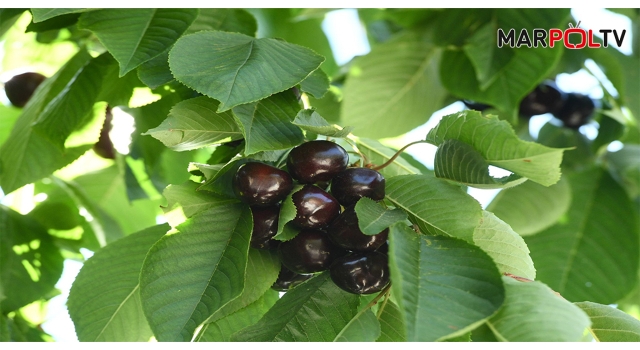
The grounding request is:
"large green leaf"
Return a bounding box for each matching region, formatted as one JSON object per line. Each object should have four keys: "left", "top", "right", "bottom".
{"left": 231, "top": 272, "right": 360, "bottom": 341}
{"left": 139, "top": 202, "right": 252, "bottom": 342}
{"left": 575, "top": 302, "right": 640, "bottom": 342}
{"left": 196, "top": 291, "right": 279, "bottom": 342}
{"left": 67, "top": 224, "right": 169, "bottom": 341}
{"left": 169, "top": 31, "right": 324, "bottom": 112}
{"left": 144, "top": 97, "right": 243, "bottom": 151}
{"left": 342, "top": 31, "right": 447, "bottom": 139}
{"left": 388, "top": 224, "right": 505, "bottom": 341}
{"left": 473, "top": 211, "right": 536, "bottom": 280}
{"left": 525, "top": 167, "right": 640, "bottom": 304}
{"left": 385, "top": 174, "right": 482, "bottom": 242}
{"left": 426, "top": 110, "right": 565, "bottom": 186}
{"left": 0, "top": 206, "right": 64, "bottom": 313}
{"left": 0, "top": 49, "right": 94, "bottom": 194}
{"left": 78, "top": 9, "right": 198, "bottom": 76}
{"left": 486, "top": 177, "right": 572, "bottom": 236}
{"left": 376, "top": 300, "right": 406, "bottom": 342}
{"left": 486, "top": 277, "right": 590, "bottom": 341}
{"left": 231, "top": 90, "right": 304, "bottom": 155}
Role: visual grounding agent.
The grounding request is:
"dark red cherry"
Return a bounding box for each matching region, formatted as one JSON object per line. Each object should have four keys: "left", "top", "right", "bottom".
{"left": 330, "top": 168, "right": 385, "bottom": 207}
{"left": 519, "top": 81, "right": 566, "bottom": 118}
{"left": 286, "top": 140, "right": 349, "bottom": 184}
{"left": 330, "top": 251, "right": 390, "bottom": 294}
{"left": 553, "top": 93, "right": 595, "bottom": 129}
{"left": 250, "top": 205, "right": 280, "bottom": 250}
{"left": 233, "top": 162, "right": 293, "bottom": 206}
{"left": 93, "top": 106, "right": 116, "bottom": 159}
{"left": 292, "top": 185, "right": 341, "bottom": 229}
{"left": 4, "top": 72, "right": 46, "bottom": 108}
{"left": 462, "top": 100, "right": 492, "bottom": 112}
{"left": 278, "top": 229, "right": 345, "bottom": 274}
{"left": 328, "top": 206, "right": 388, "bottom": 252}
{"left": 271, "top": 264, "right": 314, "bottom": 291}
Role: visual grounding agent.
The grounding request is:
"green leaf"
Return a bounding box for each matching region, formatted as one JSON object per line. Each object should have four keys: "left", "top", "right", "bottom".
{"left": 354, "top": 197, "right": 407, "bottom": 235}
{"left": 605, "top": 145, "right": 640, "bottom": 199}
{"left": 67, "top": 224, "right": 168, "bottom": 341}
{"left": 273, "top": 185, "right": 304, "bottom": 241}
{"left": 0, "top": 105, "right": 21, "bottom": 147}
{"left": 0, "top": 9, "right": 27, "bottom": 39}
{"left": 162, "top": 181, "right": 234, "bottom": 220}
{"left": 426, "top": 110, "right": 565, "bottom": 186}
{"left": 388, "top": 224, "right": 505, "bottom": 341}
{"left": 355, "top": 137, "right": 423, "bottom": 178}
{"left": 486, "top": 277, "right": 590, "bottom": 341}
{"left": 202, "top": 248, "right": 280, "bottom": 325}
{"left": 0, "top": 49, "right": 95, "bottom": 194}
{"left": 78, "top": 9, "right": 198, "bottom": 76}
{"left": 342, "top": 31, "right": 447, "bottom": 139}
{"left": 30, "top": 8, "right": 95, "bottom": 22}
{"left": 376, "top": 300, "right": 406, "bottom": 342}
{"left": 334, "top": 309, "right": 381, "bottom": 342}
{"left": 385, "top": 174, "right": 482, "bottom": 242}
{"left": 0, "top": 206, "right": 64, "bottom": 313}
{"left": 28, "top": 200, "right": 81, "bottom": 230}
{"left": 139, "top": 202, "right": 252, "bottom": 341}
{"left": 231, "top": 272, "right": 360, "bottom": 341}
{"left": 71, "top": 165, "right": 162, "bottom": 236}
{"left": 463, "top": 22, "right": 514, "bottom": 90}
{"left": 525, "top": 167, "right": 640, "bottom": 304}
{"left": 575, "top": 302, "right": 640, "bottom": 342}
{"left": 187, "top": 8, "right": 257, "bottom": 36}
{"left": 127, "top": 92, "right": 185, "bottom": 191}
{"left": 144, "top": 97, "right": 243, "bottom": 151}
{"left": 435, "top": 138, "right": 527, "bottom": 189}
{"left": 308, "top": 87, "right": 341, "bottom": 123}
{"left": 136, "top": 49, "right": 173, "bottom": 89}
{"left": 486, "top": 177, "right": 572, "bottom": 236}
{"left": 299, "top": 68, "right": 329, "bottom": 99}
{"left": 292, "top": 109, "right": 352, "bottom": 138}
{"left": 231, "top": 90, "right": 304, "bottom": 155}
{"left": 473, "top": 211, "right": 536, "bottom": 280}
{"left": 169, "top": 30, "right": 324, "bottom": 112}
{"left": 197, "top": 290, "right": 279, "bottom": 342}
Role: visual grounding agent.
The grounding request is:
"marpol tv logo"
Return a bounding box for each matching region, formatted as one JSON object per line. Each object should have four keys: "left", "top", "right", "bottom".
{"left": 497, "top": 22, "right": 626, "bottom": 49}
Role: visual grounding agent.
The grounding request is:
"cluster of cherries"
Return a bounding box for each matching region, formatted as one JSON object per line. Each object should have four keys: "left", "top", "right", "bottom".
{"left": 232, "top": 140, "right": 390, "bottom": 295}
{"left": 464, "top": 80, "right": 596, "bottom": 129}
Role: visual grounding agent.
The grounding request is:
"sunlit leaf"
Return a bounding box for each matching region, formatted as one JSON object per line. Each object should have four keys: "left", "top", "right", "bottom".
{"left": 68, "top": 224, "right": 169, "bottom": 341}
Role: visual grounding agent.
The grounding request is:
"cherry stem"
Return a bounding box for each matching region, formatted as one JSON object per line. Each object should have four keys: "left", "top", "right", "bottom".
{"left": 371, "top": 140, "right": 428, "bottom": 171}
{"left": 376, "top": 286, "right": 392, "bottom": 319}
{"left": 342, "top": 138, "right": 369, "bottom": 167}
{"left": 352, "top": 283, "right": 392, "bottom": 322}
